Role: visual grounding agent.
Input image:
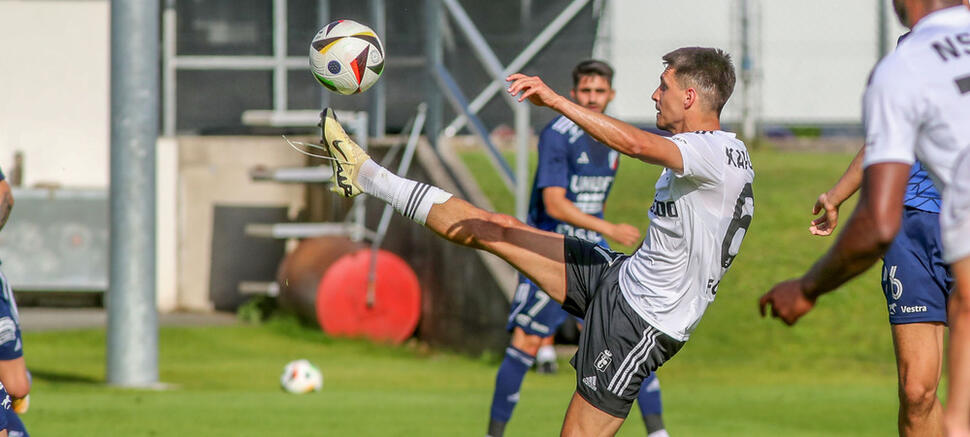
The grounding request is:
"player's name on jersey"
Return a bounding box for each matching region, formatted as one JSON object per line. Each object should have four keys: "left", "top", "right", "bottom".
{"left": 726, "top": 147, "right": 752, "bottom": 170}
{"left": 930, "top": 32, "right": 970, "bottom": 63}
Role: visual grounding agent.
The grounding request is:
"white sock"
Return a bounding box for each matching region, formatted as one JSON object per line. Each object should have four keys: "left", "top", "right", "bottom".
{"left": 536, "top": 345, "right": 557, "bottom": 364}
{"left": 357, "top": 160, "right": 452, "bottom": 226}
{"left": 647, "top": 430, "right": 670, "bottom": 437}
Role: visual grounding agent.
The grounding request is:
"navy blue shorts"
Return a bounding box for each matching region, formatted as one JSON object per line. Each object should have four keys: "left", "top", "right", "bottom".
{"left": 506, "top": 275, "right": 574, "bottom": 337}
{"left": 881, "top": 207, "right": 953, "bottom": 324}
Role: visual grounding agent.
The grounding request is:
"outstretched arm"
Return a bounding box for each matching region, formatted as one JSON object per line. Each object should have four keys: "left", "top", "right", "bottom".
{"left": 759, "top": 162, "right": 909, "bottom": 324}
{"left": 542, "top": 187, "right": 640, "bottom": 246}
{"left": 810, "top": 146, "right": 865, "bottom": 236}
{"left": 506, "top": 74, "right": 683, "bottom": 172}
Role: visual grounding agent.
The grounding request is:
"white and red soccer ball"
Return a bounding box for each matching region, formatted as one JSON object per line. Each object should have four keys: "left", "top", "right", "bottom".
{"left": 280, "top": 359, "right": 323, "bottom": 394}
{"left": 309, "top": 19, "right": 385, "bottom": 95}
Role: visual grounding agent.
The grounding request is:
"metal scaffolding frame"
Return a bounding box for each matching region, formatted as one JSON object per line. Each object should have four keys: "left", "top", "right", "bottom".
{"left": 428, "top": 0, "right": 591, "bottom": 220}
{"left": 161, "top": 0, "right": 593, "bottom": 220}
{"left": 162, "top": 0, "right": 361, "bottom": 136}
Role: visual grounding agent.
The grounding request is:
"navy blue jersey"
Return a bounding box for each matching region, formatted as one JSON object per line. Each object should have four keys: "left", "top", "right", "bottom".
{"left": 527, "top": 116, "right": 620, "bottom": 245}
{"left": 0, "top": 272, "right": 22, "bottom": 361}
{"left": 904, "top": 161, "right": 941, "bottom": 213}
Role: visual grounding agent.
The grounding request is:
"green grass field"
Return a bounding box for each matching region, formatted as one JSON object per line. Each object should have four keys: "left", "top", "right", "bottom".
{"left": 21, "top": 148, "right": 913, "bottom": 436}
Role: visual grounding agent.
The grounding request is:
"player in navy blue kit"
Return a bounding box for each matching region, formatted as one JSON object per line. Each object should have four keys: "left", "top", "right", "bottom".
{"left": 0, "top": 167, "right": 28, "bottom": 437}
{"left": 0, "top": 381, "right": 10, "bottom": 437}
{"left": 487, "top": 60, "right": 668, "bottom": 437}
{"left": 760, "top": 2, "right": 970, "bottom": 436}
{"left": 810, "top": 152, "right": 951, "bottom": 436}
{"left": 802, "top": 27, "right": 957, "bottom": 436}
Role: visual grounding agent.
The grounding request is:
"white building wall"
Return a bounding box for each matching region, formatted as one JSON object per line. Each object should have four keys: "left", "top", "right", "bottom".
{"left": 603, "top": 0, "right": 908, "bottom": 125}
{"left": 0, "top": 0, "right": 110, "bottom": 187}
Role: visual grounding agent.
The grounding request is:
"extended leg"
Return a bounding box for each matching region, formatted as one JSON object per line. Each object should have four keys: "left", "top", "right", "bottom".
{"left": 322, "top": 108, "right": 568, "bottom": 302}
{"left": 561, "top": 392, "right": 624, "bottom": 437}
{"left": 424, "top": 198, "right": 567, "bottom": 301}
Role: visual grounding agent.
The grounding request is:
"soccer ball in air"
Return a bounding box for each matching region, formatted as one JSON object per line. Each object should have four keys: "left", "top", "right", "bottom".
{"left": 280, "top": 359, "right": 323, "bottom": 394}
{"left": 309, "top": 19, "right": 385, "bottom": 95}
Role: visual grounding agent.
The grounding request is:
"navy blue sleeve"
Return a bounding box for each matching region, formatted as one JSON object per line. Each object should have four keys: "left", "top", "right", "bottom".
{"left": 0, "top": 166, "right": 5, "bottom": 182}
{"left": 534, "top": 126, "right": 569, "bottom": 190}
{"left": 0, "top": 301, "right": 22, "bottom": 360}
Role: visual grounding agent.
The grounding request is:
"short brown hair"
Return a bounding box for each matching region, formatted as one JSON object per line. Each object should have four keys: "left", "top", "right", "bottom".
{"left": 572, "top": 59, "right": 614, "bottom": 88}
{"left": 662, "top": 47, "right": 736, "bottom": 115}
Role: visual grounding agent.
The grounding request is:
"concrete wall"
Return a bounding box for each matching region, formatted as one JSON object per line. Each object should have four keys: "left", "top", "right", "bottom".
{"left": 0, "top": 0, "right": 110, "bottom": 187}
{"left": 175, "top": 136, "right": 306, "bottom": 311}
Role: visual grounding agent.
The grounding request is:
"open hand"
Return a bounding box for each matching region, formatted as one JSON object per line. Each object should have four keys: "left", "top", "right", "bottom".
{"left": 759, "top": 279, "right": 816, "bottom": 325}
{"left": 609, "top": 223, "right": 641, "bottom": 247}
{"left": 506, "top": 73, "right": 564, "bottom": 108}
{"left": 809, "top": 192, "right": 840, "bottom": 236}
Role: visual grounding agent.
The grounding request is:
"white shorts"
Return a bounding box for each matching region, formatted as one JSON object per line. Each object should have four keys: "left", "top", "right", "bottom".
{"left": 942, "top": 147, "right": 970, "bottom": 264}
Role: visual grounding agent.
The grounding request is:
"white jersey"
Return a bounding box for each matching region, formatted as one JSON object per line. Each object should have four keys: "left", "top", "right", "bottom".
{"left": 861, "top": 5, "right": 970, "bottom": 262}
{"left": 619, "top": 131, "right": 755, "bottom": 341}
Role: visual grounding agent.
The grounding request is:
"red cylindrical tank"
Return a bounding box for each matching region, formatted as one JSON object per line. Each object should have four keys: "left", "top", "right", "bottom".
{"left": 316, "top": 249, "right": 421, "bottom": 345}
{"left": 277, "top": 236, "right": 365, "bottom": 325}
{"left": 277, "top": 237, "right": 422, "bottom": 344}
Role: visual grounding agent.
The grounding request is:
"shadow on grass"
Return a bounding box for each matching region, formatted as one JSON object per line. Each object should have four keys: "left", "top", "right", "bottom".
{"left": 31, "top": 369, "right": 103, "bottom": 385}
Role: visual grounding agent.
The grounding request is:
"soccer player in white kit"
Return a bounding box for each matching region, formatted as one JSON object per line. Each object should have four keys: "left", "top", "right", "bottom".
{"left": 320, "top": 47, "right": 754, "bottom": 436}
{"left": 759, "top": 1, "right": 970, "bottom": 436}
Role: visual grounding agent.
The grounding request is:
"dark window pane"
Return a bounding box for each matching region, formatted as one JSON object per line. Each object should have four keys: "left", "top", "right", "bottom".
{"left": 287, "top": 0, "right": 323, "bottom": 57}
{"left": 385, "top": 1, "right": 424, "bottom": 57}
{"left": 176, "top": 0, "right": 273, "bottom": 55}
{"left": 288, "top": 70, "right": 325, "bottom": 110}
{"left": 176, "top": 70, "right": 272, "bottom": 134}
{"left": 381, "top": 66, "right": 428, "bottom": 132}
{"left": 328, "top": 1, "right": 370, "bottom": 29}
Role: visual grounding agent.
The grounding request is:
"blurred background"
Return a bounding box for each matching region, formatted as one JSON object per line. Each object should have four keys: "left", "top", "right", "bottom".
{"left": 0, "top": 0, "right": 913, "bottom": 435}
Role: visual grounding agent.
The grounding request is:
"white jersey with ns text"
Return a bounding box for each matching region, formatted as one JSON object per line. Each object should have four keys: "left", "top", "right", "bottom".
{"left": 618, "top": 131, "right": 755, "bottom": 341}
{"left": 861, "top": 6, "right": 970, "bottom": 262}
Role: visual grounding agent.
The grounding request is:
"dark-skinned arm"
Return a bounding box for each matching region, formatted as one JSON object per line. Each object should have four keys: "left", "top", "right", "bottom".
{"left": 802, "top": 162, "right": 908, "bottom": 295}
{"left": 759, "top": 162, "right": 910, "bottom": 324}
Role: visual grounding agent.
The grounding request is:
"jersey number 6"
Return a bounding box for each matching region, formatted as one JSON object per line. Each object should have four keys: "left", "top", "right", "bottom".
{"left": 721, "top": 183, "right": 754, "bottom": 269}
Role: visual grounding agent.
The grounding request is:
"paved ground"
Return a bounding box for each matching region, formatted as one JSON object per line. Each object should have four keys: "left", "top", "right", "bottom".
{"left": 18, "top": 307, "right": 239, "bottom": 332}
